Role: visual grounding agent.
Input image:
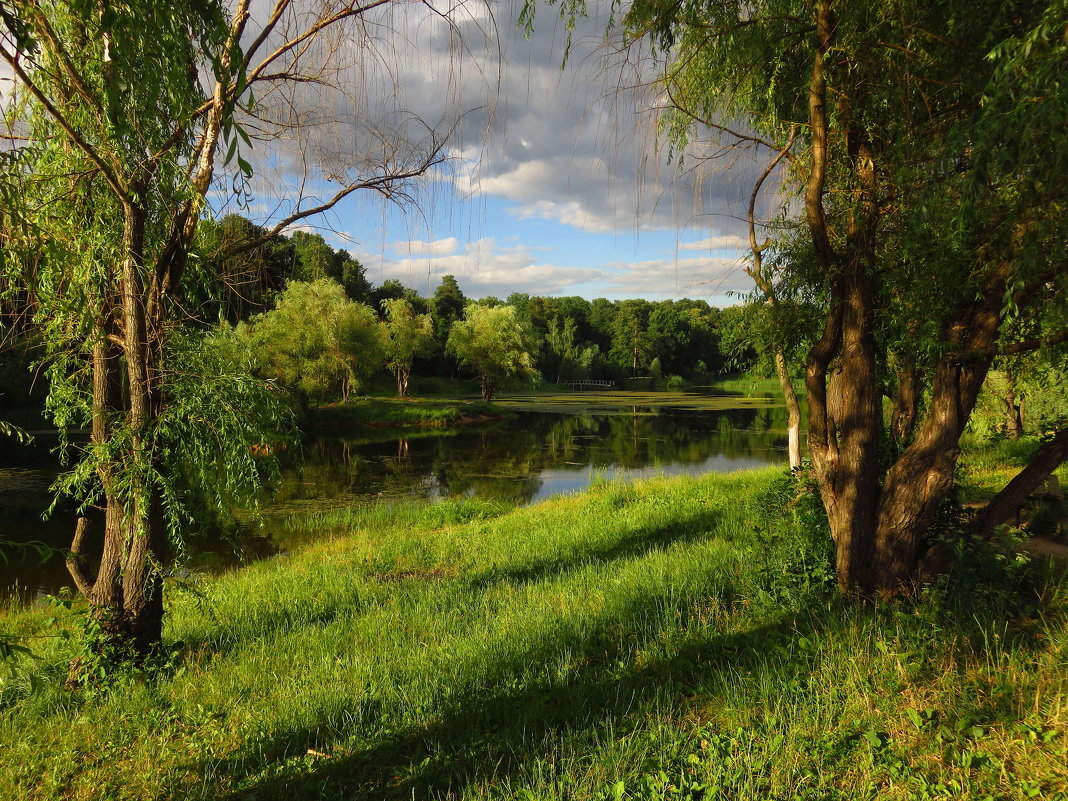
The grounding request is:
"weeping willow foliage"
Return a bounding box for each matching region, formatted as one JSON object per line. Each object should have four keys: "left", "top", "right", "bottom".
{"left": 0, "top": 0, "right": 289, "bottom": 576}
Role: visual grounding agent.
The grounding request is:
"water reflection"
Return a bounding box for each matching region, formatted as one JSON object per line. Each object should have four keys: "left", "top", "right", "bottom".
{"left": 1, "top": 404, "right": 787, "bottom": 598}
{"left": 272, "top": 406, "right": 786, "bottom": 510}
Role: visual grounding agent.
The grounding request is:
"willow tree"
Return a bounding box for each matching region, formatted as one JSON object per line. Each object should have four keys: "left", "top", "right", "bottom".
{"left": 0, "top": 0, "right": 458, "bottom": 656}
{"left": 381, "top": 297, "right": 434, "bottom": 397}
{"left": 447, "top": 304, "right": 540, "bottom": 402}
{"left": 531, "top": 0, "right": 1068, "bottom": 594}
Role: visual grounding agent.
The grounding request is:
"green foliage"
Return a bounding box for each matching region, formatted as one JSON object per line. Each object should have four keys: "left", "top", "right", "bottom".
{"left": 447, "top": 304, "right": 540, "bottom": 401}
{"left": 381, "top": 297, "right": 435, "bottom": 396}
{"left": 751, "top": 468, "right": 836, "bottom": 607}
{"left": 243, "top": 279, "right": 386, "bottom": 407}
{"left": 290, "top": 231, "right": 371, "bottom": 303}
{"left": 431, "top": 274, "right": 468, "bottom": 341}
{"left": 45, "top": 325, "right": 292, "bottom": 550}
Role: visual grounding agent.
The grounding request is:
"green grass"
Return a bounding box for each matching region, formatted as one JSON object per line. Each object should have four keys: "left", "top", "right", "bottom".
{"left": 958, "top": 434, "right": 1068, "bottom": 505}
{"left": 306, "top": 397, "right": 506, "bottom": 431}
{"left": 0, "top": 467, "right": 1066, "bottom": 800}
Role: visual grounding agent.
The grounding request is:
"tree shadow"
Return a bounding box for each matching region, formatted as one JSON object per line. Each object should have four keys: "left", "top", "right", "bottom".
{"left": 187, "top": 571, "right": 812, "bottom": 800}
{"left": 461, "top": 506, "right": 723, "bottom": 591}
{"left": 171, "top": 513, "right": 1055, "bottom": 801}
{"left": 175, "top": 506, "right": 723, "bottom": 664}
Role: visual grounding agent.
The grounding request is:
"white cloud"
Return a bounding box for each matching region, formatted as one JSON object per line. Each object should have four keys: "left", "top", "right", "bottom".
{"left": 391, "top": 236, "right": 459, "bottom": 257}
{"left": 597, "top": 256, "right": 751, "bottom": 301}
{"left": 356, "top": 237, "right": 605, "bottom": 299}
{"left": 678, "top": 235, "right": 750, "bottom": 252}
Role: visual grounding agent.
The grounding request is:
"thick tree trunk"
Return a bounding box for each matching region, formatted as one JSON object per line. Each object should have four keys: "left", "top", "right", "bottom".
{"left": 812, "top": 273, "right": 882, "bottom": 594}
{"left": 872, "top": 268, "right": 1006, "bottom": 590}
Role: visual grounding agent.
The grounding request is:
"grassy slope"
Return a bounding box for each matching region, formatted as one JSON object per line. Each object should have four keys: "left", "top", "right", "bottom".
{"left": 0, "top": 467, "right": 1066, "bottom": 801}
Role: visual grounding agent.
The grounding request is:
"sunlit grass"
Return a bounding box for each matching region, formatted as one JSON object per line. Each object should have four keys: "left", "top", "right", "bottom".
{"left": 0, "top": 466, "right": 1065, "bottom": 800}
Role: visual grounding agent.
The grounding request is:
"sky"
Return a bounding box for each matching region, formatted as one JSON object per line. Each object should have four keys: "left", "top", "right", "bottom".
{"left": 0, "top": 0, "right": 773, "bottom": 305}
{"left": 208, "top": 0, "right": 778, "bottom": 307}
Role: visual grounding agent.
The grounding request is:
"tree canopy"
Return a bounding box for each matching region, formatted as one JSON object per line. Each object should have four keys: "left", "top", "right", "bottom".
{"left": 447, "top": 304, "right": 540, "bottom": 401}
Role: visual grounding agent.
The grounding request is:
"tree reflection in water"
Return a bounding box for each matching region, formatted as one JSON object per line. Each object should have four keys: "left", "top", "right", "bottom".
{"left": 273, "top": 406, "right": 788, "bottom": 510}
{"left": 1, "top": 405, "right": 788, "bottom": 598}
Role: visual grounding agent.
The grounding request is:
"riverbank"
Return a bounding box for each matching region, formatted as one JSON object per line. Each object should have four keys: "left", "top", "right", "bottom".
{"left": 1, "top": 463, "right": 1066, "bottom": 800}
{"left": 304, "top": 396, "right": 508, "bottom": 432}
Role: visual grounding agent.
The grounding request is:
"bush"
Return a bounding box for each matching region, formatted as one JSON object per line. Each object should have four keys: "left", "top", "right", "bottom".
{"left": 750, "top": 468, "right": 836, "bottom": 607}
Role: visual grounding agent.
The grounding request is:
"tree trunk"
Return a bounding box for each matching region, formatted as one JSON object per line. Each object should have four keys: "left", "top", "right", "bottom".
{"left": 481, "top": 380, "right": 493, "bottom": 402}
{"left": 970, "top": 427, "right": 1068, "bottom": 538}
{"left": 810, "top": 272, "right": 882, "bottom": 594}
{"left": 890, "top": 364, "right": 921, "bottom": 445}
{"left": 773, "top": 349, "right": 802, "bottom": 470}
{"left": 68, "top": 205, "right": 166, "bottom": 663}
{"left": 872, "top": 268, "right": 1006, "bottom": 590}
{"left": 1001, "top": 384, "right": 1024, "bottom": 439}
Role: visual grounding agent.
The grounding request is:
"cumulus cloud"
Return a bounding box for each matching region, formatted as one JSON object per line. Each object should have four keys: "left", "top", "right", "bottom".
{"left": 355, "top": 237, "right": 606, "bottom": 299}
{"left": 597, "top": 256, "right": 751, "bottom": 301}
{"left": 234, "top": 0, "right": 763, "bottom": 243}
{"left": 391, "top": 237, "right": 460, "bottom": 257}
{"left": 678, "top": 235, "right": 750, "bottom": 252}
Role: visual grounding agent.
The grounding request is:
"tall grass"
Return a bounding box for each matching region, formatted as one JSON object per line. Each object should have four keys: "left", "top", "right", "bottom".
{"left": 0, "top": 467, "right": 1064, "bottom": 800}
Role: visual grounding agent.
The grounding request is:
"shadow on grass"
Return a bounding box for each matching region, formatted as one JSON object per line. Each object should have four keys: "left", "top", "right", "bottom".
{"left": 173, "top": 513, "right": 1057, "bottom": 801}
{"left": 461, "top": 506, "right": 724, "bottom": 592}
{"left": 175, "top": 506, "right": 723, "bottom": 664}
{"left": 187, "top": 568, "right": 813, "bottom": 801}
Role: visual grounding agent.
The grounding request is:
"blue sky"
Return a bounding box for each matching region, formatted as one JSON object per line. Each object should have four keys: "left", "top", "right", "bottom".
{"left": 219, "top": 0, "right": 771, "bottom": 306}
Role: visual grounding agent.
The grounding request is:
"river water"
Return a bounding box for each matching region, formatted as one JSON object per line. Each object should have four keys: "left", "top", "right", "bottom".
{"left": 0, "top": 391, "right": 789, "bottom": 600}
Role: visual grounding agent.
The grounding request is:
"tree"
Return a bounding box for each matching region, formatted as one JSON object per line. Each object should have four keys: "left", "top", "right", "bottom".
{"left": 545, "top": 316, "right": 579, "bottom": 383}
{"left": 244, "top": 279, "right": 385, "bottom": 408}
{"left": 381, "top": 297, "right": 435, "bottom": 397}
{"left": 609, "top": 300, "right": 653, "bottom": 375}
{"left": 291, "top": 230, "right": 372, "bottom": 304}
{"left": 431, "top": 274, "right": 467, "bottom": 341}
{"left": 193, "top": 215, "right": 294, "bottom": 322}
{"left": 536, "top": 0, "right": 1068, "bottom": 593}
{"left": 0, "top": 0, "right": 459, "bottom": 656}
{"left": 447, "top": 305, "right": 540, "bottom": 401}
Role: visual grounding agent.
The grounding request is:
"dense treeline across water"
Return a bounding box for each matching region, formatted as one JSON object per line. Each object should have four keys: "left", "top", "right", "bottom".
{"left": 2, "top": 213, "right": 756, "bottom": 415}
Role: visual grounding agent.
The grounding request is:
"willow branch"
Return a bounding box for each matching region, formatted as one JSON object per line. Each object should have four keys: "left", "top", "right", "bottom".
{"left": 0, "top": 43, "right": 128, "bottom": 200}
{"left": 950, "top": 328, "right": 1068, "bottom": 363}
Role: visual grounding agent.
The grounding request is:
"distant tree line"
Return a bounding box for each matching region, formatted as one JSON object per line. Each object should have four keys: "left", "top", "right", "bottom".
{"left": 94, "top": 213, "right": 760, "bottom": 406}
{"left": 2, "top": 210, "right": 767, "bottom": 414}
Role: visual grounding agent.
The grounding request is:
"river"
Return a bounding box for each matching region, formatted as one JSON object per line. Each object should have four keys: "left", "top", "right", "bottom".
{"left": 0, "top": 389, "right": 790, "bottom": 600}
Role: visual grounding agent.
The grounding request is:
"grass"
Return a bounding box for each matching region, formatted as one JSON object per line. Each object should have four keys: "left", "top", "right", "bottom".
{"left": 306, "top": 397, "right": 506, "bottom": 431}
{"left": 0, "top": 466, "right": 1066, "bottom": 800}
{"left": 958, "top": 434, "right": 1068, "bottom": 506}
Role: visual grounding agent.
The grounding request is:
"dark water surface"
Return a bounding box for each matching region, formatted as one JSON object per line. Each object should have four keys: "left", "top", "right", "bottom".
{"left": 1, "top": 393, "right": 788, "bottom": 600}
